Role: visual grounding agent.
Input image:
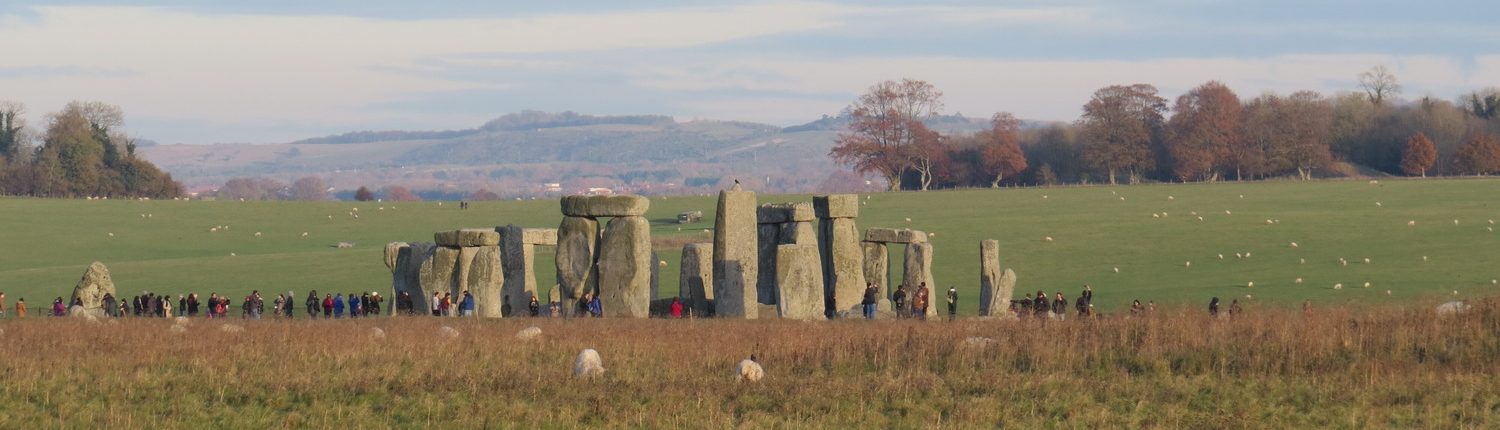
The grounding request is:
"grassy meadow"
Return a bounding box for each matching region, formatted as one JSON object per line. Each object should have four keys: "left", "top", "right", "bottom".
{"left": 1, "top": 178, "right": 1499, "bottom": 313}
{"left": 3, "top": 303, "right": 1500, "bottom": 427}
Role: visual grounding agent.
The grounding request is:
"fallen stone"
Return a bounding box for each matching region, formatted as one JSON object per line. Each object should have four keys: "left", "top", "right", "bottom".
{"left": 680, "top": 243, "right": 714, "bottom": 317}
{"left": 438, "top": 326, "right": 459, "bottom": 338}
{"left": 69, "top": 261, "right": 117, "bottom": 311}
{"left": 561, "top": 195, "right": 650, "bottom": 217}
{"left": 368, "top": 327, "right": 386, "bottom": 340}
{"left": 813, "top": 194, "right": 859, "bottom": 219}
{"left": 1436, "top": 301, "right": 1470, "bottom": 315}
{"left": 220, "top": 324, "right": 244, "bottom": 333}
{"left": 864, "top": 228, "right": 928, "bottom": 244}
{"left": 776, "top": 244, "right": 825, "bottom": 320}
{"left": 68, "top": 305, "right": 106, "bottom": 319}
{"left": 574, "top": 349, "right": 605, "bottom": 378}
{"left": 516, "top": 326, "right": 542, "bottom": 340}
{"left": 714, "top": 187, "right": 758, "bottom": 318}
{"left": 555, "top": 216, "right": 599, "bottom": 301}
{"left": 596, "top": 216, "right": 652, "bottom": 318}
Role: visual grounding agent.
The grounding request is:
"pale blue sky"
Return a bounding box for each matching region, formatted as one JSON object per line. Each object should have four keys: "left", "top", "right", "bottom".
{"left": 1, "top": 1, "right": 1496, "bottom": 143}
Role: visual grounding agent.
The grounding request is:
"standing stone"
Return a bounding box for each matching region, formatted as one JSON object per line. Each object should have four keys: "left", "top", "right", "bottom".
{"left": 903, "top": 242, "right": 937, "bottom": 317}
{"left": 650, "top": 250, "right": 661, "bottom": 303}
{"left": 714, "top": 185, "right": 758, "bottom": 318}
{"left": 384, "top": 242, "right": 408, "bottom": 272}
{"left": 597, "top": 216, "right": 652, "bottom": 318}
{"left": 421, "top": 246, "right": 464, "bottom": 316}
{"left": 680, "top": 243, "right": 714, "bottom": 317}
{"left": 775, "top": 244, "right": 825, "bottom": 320}
{"left": 779, "top": 221, "right": 817, "bottom": 245}
{"left": 394, "top": 242, "right": 435, "bottom": 313}
{"left": 755, "top": 223, "right": 782, "bottom": 305}
{"left": 977, "top": 239, "right": 1011, "bottom": 316}
{"left": 862, "top": 241, "right": 888, "bottom": 296}
{"left": 816, "top": 214, "right": 865, "bottom": 318}
{"left": 500, "top": 225, "right": 538, "bottom": 317}
{"left": 456, "top": 246, "right": 480, "bottom": 294}
{"left": 556, "top": 216, "right": 599, "bottom": 304}
{"left": 69, "top": 261, "right": 117, "bottom": 310}
{"left": 466, "top": 245, "right": 505, "bottom": 318}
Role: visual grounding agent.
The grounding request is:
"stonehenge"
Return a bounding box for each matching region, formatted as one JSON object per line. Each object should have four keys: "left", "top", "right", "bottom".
{"left": 680, "top": 243, "right": 714, "bottom": 316}
{"left": 69, "top": 261, "right": 117, "bottom": 312}
{"left": 862, "top": 228, "right": 935, "bottom": 318}
{"left": 501, "top": 224, "right": 557, "bottom": 316}
{"left": 977, "top": 240, "right": 1018, "bottom": 317}
{"left": 756, "top": 202, "right": 816, "bottom": 305}
{"left": 714, "top": 184, "right": 759, "bottom": 318}
{"left": 556, "top": 194, "right": 654, "bottom": 318}
{"left": 816, "top": 195, "right": 865, "bottom": 318}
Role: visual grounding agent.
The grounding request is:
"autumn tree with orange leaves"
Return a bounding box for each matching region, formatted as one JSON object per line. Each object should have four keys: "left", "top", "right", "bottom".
{"left": 830, "top": 78, "right": 943, "bottom": 191}
{"left": 1400, "top": 133, "right": 1437, "bottom": 177}
{"left": 979, "top": 112, "right": 1027, "bottom": 187}
{"left": 1078, "top": 84, "right": 1166, "bottom": 184}
{"left": 1165, "top": 81, "right": 1241, "bottom": 181}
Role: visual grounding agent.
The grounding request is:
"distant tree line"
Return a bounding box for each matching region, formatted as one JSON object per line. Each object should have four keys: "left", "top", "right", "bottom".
{"left": 0, "top": 101, "right": 182, "bottom": 198}
{"left": 833, "top": 69, "right": 1500, "bottom": 190}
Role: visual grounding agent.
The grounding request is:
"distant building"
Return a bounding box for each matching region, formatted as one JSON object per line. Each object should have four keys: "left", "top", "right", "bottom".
{"left": 543, "top": 183, "right": 562, "bottom": 192}
{"left": 586, "top": 187, "right": 614, "bottom": 196}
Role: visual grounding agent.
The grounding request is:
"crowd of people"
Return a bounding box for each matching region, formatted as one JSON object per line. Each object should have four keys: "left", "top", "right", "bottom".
{"left": 0, "top": 285, "right": 1241, "bottom": 320}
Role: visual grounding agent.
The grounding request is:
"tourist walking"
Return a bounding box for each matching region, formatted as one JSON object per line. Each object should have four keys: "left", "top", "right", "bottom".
{"left": 283, "top": 291, "right": 294, "bottom": 318}
{"left": 306, "top": 291, "right": 320, "bottom": 319}
{"left": 273, "top": 295, "right": 285, "bottom": 319}
{"left": 529, "top": 294, "right": 540, "bottom": 317}
{"left": 15, "top": 298, "right": 25, "bottom": 317}
{"left": 460, "top": 291, "right": 475, "bottom": 317}
{"left": 102, "top": 293, "right": 117, "bottom": 317}
{"left": 163, "top": 298, "right": 173, "bottom": 318}
{"left": 431, "top": 292, "right": 441, "bottom": 316}
{"left": 322, "top": 294, "right": 334, "bottom": 319}
{"left": 862, "top": 283, "right": 878, "bottom": 320}
{"left": 588, "top": 294, "right": 602, "bottom": 318}
{"left": 188, "top": 293, "right": 200, "bottom": 317}
{"left": 670, "top": 297, "right": 683, "bottom": 318}
{"left": 1229, "top": 299, "right": 1243, "bottom": 318}
{"left": 576, "top": 293, "right": 591, "bottom": 318}
{"left": 1032, "top": 290, "right": 1049, "bottom": 319}
{"left": 0, "top": 292, "right": 6, "bottom": 318}
{"left": 348, "top": 293, "right": 362, "bottom": 318}
{"left": 333, "top": 294, "right": 346, "bottom": 318}
{"left": 52, "top": 297, "right": 66, "bottom": 316}
{"left": 1208, "top": 297, "right": 1221, "bottom": 317}
{"left": 440, "top": 293, "right": 452, "bottom": 316}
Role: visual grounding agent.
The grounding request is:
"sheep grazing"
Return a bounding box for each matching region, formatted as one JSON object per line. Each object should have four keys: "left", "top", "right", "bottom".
{"left": 1407, "top": 220, "right": 1416, "bottom": 226}
{"left": 438, "top": 326, "right": 459, "bottom": 339}
{"left": 1289, "top": 242, "right": 1298, "bottom": 248}
{"left": 1492, "top": 280, "right": 1498, "bottom": 285}
{"left": 1167, "top": 196, "right": 1175, "bottom": 200}
{"left": 1490, "top": 220, "right": 1495, "bottom": 225}
{"left": 1119, "top": 197, "right": 1126, "bottom": 201}
{"left": 301, "top": 232, "right": 309, "bottom": 237}
{"left": 1264, "top": 219, "right": 1274, "bottom": 225}
{"left": 209, "top": 227, "right": 218, "bottom": 233}
{"left": 1422, "top": 256, "right": 1429, "bottom": 261}
{"left": 1152, "top": 214, "right": 1160, "bottom": 218}
{"left": 1375, "top": 202, "right": 1382, "bottom": 207}
{"left": 1235, "top": 253, "right": 1243, "bottom": 259}
{"left": 1184, "top": 261, "right": 1192, "bottom": 267}
{"left": 1245, "top": 252, "right": 1252, "bottom": 258}
{"left": 368, "top": 327, "right": 386, "bottom": 340}
{"left": 1043, "top": 236, "right": 1054, "bottom": 242}
{"left": 1190, "top": 211, "right": 1198, "bottom": 216}
{"left": 1363, "top": 282, "right": 1371, "bottom": 288}
{"left": 1246, "top": 282, "right": 1254, "bottom": 288}
{"left": 229, "top": 252, "right": 236, "bottom": 257}
{"left": 1300, "top": 258, "right": 1306, "bottom": 264}
{"left": 1295, "top": 278, "right": 1303, "bottom": 284}
{"left": 1197, "top": 216, "right": 1205, "bottom": 221}
{"left": 1333, "top": 283, "right": 1343, "bottom": 290}
{"left": 1224, "top": 210, "right": 1232, "bottom": 215}
{"left": 1112, "top": 267, "right": 1120, "bottom": 273}
{"left": 1454, "top": 219, "right": 1460, "bottom": 225}
{"left": 658, "top": 260, "right": 668, "bottom": 267}
{"left": 1386, "top": 290, "right": 1392, "bottom": 295}
{"left": 107, "top": 232, "right": 114, "bottom": 237}
{"left": 1217, "top": 254, "right": 1224, "bottom": 260}
{"left": 904, "top": 218, "right": 912, "bottom": 223}
{"left": 254, "top": 232, "right": 262, "bottom": 237}
{"left": 327, "top": 215, "right": 333, "bottom": 220}
{"left": 1042, "top": 195, "right": 1048, "bottom": 199}
{"left": 1238, "top": 194, "right": 1244, "bottom": 199}
{"left": 574, "top": 349, "right": 605, "bottom": 378}
{"left": 1362, "top": 258, "right": 1371, "bottom": 264}
{"left": 736, "top": 356, "right": 764, "bottom": 383}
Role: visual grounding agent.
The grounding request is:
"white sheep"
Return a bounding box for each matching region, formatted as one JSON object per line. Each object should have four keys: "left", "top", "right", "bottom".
{"left": 1375, "top": 202, "right": 1382, "bottom": 207}
{"left": 301, "top": 232, "right": 309, "bottom": 237}
{"left": 107, "top": 232, "right": 114, "bottom": 237}
{"left": 254, "top": 232, "right": 262, "bottom": 237}
{"left": 1184, "top": 261, "right": 1192, "bottom": 267}
{"left": 1225, "top": 210, "right": 1232, "bottom": 215}
{"left": 369, "top": 327, "right": 386, "bottom": 339}
{"left": 1295, "top": 278, "right": 1303, "bottom": 284}
{"left": 1043, "top": 236, "right": 1054, "bottom": 242}
{"left": 1246, "top": 282, "right": 1254, "bottom": 288}
{"left": 1363, "top": 282, "right": 1371, "bottom": 288}
{"left": 1454, "top": 219, "right": 1460, "bottom": 225}
{"left": 574, "top": 349, "right": 605, "bottom": 378}
{"left": 1289, "top": 242, "right": 1298, "bottom": 248}
{"left": 1217, "top": 254, "right": 1224, "bottom": 260}
{"left": 736, "top": 356, "right": 764, "bottom": 383}
{"left": 1198, "top": 216, "right": 1205, "bottom": 221}
{"left": 1408, "top": 220, "right": 1416, "bottom": 226}
{"left": 1334, "top": 283, "right": 1343, "bottom": 290}
{"left": 1168, "top": 196, "right": 1175, "bottom": 200}
{"left": 515, "top": 327, "right": 542, "bottom": 340}
{"left": 1113, "top": 267, "right": 1120, "bottom": 273}
{"left": 438, "top": 326, "right": 459, "bottom": 338}
{"left": 1363, "top": 258, "right": 1371, "bottom": 264}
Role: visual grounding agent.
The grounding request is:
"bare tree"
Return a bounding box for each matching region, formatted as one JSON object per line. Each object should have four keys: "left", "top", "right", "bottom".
{"left": 1358, "top": 66, "right": 1401, "bottom": 106}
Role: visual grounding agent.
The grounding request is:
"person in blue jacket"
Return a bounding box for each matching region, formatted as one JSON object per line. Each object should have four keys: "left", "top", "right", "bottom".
{"left": 460, "top": 291, "right": 476, "bottom": 317}
{"left": 348, "top": 294, "right": 361, "bottom": 318}
{"left": 333, "top": 293, "right": 346, "bottom": 318}
{"left": 588, "top": 294, "right": 603, "bottom": 318}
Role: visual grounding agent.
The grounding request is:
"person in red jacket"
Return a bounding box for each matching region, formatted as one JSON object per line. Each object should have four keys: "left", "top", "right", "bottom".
{"left": 322, "top": 294, "right": 334, "bottom": 319}
{"left": 669, "top": 297, "right": 683, "bottom": 319}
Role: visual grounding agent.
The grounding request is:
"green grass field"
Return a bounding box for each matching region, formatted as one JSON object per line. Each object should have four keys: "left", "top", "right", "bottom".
{"left": 2, "top": 178, "right": 1498, "bottom": 313}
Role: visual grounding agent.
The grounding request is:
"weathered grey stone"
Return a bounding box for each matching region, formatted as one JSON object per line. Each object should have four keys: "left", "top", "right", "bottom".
{"left": 597, "top": 216, "right": 652, "bottom": 317}
{"left": 650, "top": 250, "right": 661, "bottom": 302}
{"left": 818, "top": 217, "right": 865, "bottom": 317}
{"left": 977, "top": 240, "right": 1012, "bottom": 316}
{"left": 70, "top": 261, "right": 117, "bottom": 311}
{"left": 421, "top": 246, "right": 463, "bottom": 316}
{"left": 903, "top": 242, "right": 937, "bottom": 317}
{"left": 776, "top": 244, "right": 825, "bottom": 320}
{"left": 714, "top": 186, "right": 758, "bottom": 318}
{"left": 393, "top": 242, "right": 435, "bottom": 313}
{"left": 466, "top": 245, "right": 504, "bottom": 318}
{"left": 555, "top": 216, "right": 599, "bottom": 303}
{"left": 384, "top": 242, "right": 407, "bottom": 271}
{"left": 69, "top": 305, "right": 106, "bottom": 319}
{"left": 862, "top": 241, "right": 888, "bottom": 297}
{"left": 500, "top": 225, "right": 538, "bottom": 318}
{"left": 456, "top": 246, "right": 480, "bottom": 293}
{"left": 561, "top": 195, "right": 650, "bottom": 217}
{"left": 680, "top": 243, "right": 714, "bottom": 317}
{"left": 435, "top": 229, "right": 501, "bottom": 247}
{"left": 756, "top": 223, "right": 782, "bottom": 305}
{"left": 865, "top": 228, "right": 928, "bottom": 244}
{"left": 500, "top": 226, "right": 558, "bottom": 246}
{"left": 779, "top": 221, "right": 817, "bottom": 245}
{"left": 757, "top": 202, "right": 815, "bottom": 224}
{"left": 813, "top": 194, "right": 859, "bottom": 219}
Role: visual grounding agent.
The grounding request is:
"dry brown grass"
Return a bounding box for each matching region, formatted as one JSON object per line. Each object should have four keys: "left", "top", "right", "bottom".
{"left": 3, "top": 300, "right": 1500, "bottom": 428}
